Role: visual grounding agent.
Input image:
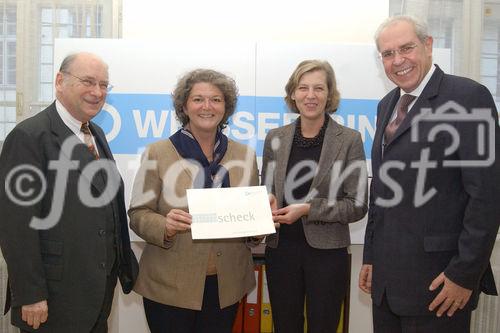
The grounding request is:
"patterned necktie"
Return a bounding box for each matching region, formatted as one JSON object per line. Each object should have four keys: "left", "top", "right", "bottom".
{"left": 80, "top": 123, "right": 100, "bottom": 160}
{"left": 384, "top": 94, "right": 416, "bottom": 143}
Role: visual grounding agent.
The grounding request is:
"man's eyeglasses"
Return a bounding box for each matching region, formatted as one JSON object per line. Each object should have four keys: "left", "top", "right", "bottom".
{"left": 62, "top": 71, "right": 113, "bottom": 92}
{"left": 379, "top": 44, "right": 418, "bottom": 60}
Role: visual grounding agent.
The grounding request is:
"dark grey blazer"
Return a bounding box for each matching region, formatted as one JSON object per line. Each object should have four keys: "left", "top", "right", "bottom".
{"left": 364, "top": 65, "right": 500, "bottom": 316}
{"left": 0, "top": 103, "right": 138, "bottom": 332}
{"left": 261, "top": 117, "right": 368, "bottom": 249}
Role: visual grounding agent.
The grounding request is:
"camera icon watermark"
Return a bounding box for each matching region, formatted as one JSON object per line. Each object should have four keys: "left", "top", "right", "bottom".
{"left": 411, "top": 101, "right": 496, "bottom": 167}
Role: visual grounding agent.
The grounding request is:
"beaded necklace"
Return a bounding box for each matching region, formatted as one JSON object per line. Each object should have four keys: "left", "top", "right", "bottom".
{"left": 292, "top": 115, "right": 329, "bottom": 148}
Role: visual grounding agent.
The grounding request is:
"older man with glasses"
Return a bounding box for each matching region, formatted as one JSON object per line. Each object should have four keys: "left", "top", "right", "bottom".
{"left": 359, "top": 15, "right": 500, "bottom": 333}
{"left": 0, "top": 52, "right": 138, "bottom": 333}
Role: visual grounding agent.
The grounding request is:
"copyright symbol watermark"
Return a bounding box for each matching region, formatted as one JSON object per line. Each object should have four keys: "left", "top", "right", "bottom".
{"left": 5, "top": 164, "right": 47, "bottom": 206}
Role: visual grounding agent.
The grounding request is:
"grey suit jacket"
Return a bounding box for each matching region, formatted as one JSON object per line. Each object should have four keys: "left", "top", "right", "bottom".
{"left": 364, "top": 65, "right": 500, "bottom": 316}
{"left": 262, "top": 117, "right": 368, "bottom": 249}
{"left": 0, "top": 103, "right": 138, "bottom": 332}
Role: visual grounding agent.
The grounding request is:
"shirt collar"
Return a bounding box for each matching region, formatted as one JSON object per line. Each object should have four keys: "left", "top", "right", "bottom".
{"left": 55, "top": 99, "right": 84, "bottom": 136}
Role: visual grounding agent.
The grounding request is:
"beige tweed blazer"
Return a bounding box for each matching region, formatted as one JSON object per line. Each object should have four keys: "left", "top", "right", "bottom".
{"left": 129, "top": 138, "right": 259, "bottom": 310}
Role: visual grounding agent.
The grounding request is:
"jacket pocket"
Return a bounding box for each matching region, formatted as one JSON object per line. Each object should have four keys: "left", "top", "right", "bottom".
{"left": 423, "top": 234, "right": 459, "bottom": 252}
{"left": 40, "top": 239, "right": 63, "bottom": 255}
{"left": 40, "top": 239, "right": 63, "bottom": 280}
{"left": 43, "top": 263, "right": 63, "bottom": 280}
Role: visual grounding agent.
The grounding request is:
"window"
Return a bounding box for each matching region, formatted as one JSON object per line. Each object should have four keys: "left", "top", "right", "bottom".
{"left": 481, "top": 1, "right": 500, "bottom": 111}
{"left": 0, "top": 0, "right": 119, "bottom": 134}
{"left": 39, "top": 4, "right": 105, "bottom": 102}
{"left": 0, "top": 2, "right": 16, "bottom": 141}
{"left": 389, "top": 0, "right": 500, "bottom": 112}
{"left": 0, "top": 0, "right": 118, "bottom": 142}
{"left": 389, "top": 0, "right": 465, "bottom": 75}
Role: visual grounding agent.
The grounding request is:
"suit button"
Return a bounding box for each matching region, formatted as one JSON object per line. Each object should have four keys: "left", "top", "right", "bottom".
{"left": 320, "top": 222, "right": 326, "bottom": 225}
{"left": 216, "top": 252, "right": 222, "bottom": 256}
{"left": 100, "top": 262, "right": 106, "bottom": 269}
{"left": 99, "top": 229, "right": 106, "bottom": 236}
{"left": 314, "top": 221, "right": 319, "bottom": 225}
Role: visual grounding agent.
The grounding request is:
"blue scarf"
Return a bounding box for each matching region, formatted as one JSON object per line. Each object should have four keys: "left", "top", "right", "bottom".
{"left": 170, "top": 128, "right": 230, "bottom": 189}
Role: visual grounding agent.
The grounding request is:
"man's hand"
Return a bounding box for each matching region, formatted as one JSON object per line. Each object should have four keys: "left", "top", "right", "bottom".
{"left": 428, "top": 272, "right": 472, "bottom": 317}
{"left": 359, "top": 264, "right": 373, "bottom": 294}
{"left": 22, "top": 300, "right": 48, "bottom": 329}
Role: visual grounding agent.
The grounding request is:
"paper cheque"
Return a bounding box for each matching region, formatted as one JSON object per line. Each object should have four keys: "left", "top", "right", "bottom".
{"left": 186, "top": 185, "right": 276, "bottom": 239}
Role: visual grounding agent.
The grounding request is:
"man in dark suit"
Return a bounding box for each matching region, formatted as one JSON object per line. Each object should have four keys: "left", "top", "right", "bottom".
{"left": 0, "top": 52, "right": 137, "bottom": 332}
{"left": 359, "top": 15, "right": 500, "bottom": 332}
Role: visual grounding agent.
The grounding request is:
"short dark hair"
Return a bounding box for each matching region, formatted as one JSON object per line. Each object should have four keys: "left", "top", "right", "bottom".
{"left": 172, "top": 69, "right": 238, "bottom": 129}
{"left": 284, "top": 59, "right": 340, "bottom": 114}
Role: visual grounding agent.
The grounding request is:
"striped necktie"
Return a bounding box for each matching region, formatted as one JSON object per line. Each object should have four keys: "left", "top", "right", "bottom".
{"left": 80, "top": 123, "right": 100, "bottom": 160}
{"left": 384, "top": 94, "right": 416, "bottom": 143}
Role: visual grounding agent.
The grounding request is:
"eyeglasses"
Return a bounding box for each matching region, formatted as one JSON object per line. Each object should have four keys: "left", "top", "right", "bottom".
{"left": 379, "top": 44, "right": 418, "bottom": 60}
{"left": 62, "top": 71, "right": 113, "bottom": 92}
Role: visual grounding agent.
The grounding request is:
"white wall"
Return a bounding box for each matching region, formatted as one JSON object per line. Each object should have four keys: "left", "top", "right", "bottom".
{"left": 111, "top": 1, "right": 389, "bottom": 332}
{"left": 122, "top": 0, "right": 388, "bottom": 43}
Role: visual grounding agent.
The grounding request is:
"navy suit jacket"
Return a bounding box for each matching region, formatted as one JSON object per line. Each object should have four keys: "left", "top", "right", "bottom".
{"left": 0, "top": 102, "right": 138, "bottom": 332}
{"left": 363, "top": 65, "right": 500, "bottom": 316}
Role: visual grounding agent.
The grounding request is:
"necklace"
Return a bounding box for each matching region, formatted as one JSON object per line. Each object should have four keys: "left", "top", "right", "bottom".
{"left": 293, "top": 115, "right": 329, "bottom": 148}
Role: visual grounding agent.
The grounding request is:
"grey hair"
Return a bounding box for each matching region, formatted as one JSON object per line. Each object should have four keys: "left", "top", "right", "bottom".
{"left": 374, "top": 15, "right": 429, "bottom": 50}
{"left": 58, "top": 52, "right": 108, "bottom": 73}
{"left": 59, "top": 53, "right": 80, "bottom": 72}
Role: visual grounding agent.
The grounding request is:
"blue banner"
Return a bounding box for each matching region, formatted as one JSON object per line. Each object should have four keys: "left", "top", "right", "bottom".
{"left": 94, "top": 93, "right": 378, "bottom": 156}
